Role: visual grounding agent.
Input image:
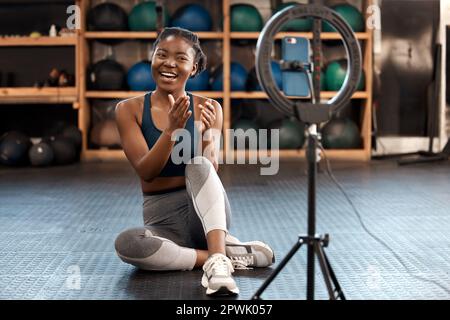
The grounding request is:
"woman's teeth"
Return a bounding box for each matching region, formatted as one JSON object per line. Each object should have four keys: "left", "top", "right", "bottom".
{"left": 160, "top": 72, "right": 177, "bottom": 79}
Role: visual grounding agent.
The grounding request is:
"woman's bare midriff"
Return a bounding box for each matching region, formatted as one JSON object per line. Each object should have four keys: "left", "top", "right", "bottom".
{"left": 130, "top": 93, "right": 202, "bottom": 193}
{"left": 141, "top": 176, "right": 186, "bottom": 193}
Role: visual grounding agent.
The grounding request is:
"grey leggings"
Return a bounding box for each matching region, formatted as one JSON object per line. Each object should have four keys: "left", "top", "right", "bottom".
{"left": 115, "top": 156, "right": 232, "bottom": 268}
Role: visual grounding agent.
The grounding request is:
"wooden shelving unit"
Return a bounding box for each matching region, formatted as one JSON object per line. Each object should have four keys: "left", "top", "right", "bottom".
{"left": 0, "top": 0, "right": 81, "bottom": 110}
{"left": 85, "top": 31, "right": 224, "bottom": 40}
{"left": 0, "top": 36, "right": 77, "bottom": 47}
{"left": 85, "top": 91, "right": 224, "bottom": 99}
{"left": 229, "top": 91, "right": 369, "bottom": 99}
{"left": 0, "top": 87, "right": 78, "bottom": 104}
{"left": 78, "top": 0, "right": 373, "bottom": 162}
{"left": 230, "top": 31, "right": 370, "bottom": 40}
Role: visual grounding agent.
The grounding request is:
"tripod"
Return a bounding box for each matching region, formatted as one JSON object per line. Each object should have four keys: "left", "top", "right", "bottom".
{"left": 252, "top": 3, "right": 361, "bottom": 299}
{"left": 252, "top": 124, "right": 345, "bottom": 300}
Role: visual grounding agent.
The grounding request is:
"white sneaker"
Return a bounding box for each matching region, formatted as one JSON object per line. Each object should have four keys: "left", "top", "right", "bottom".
{"left": 201, "top": 253, "right": 239, "bottom": 296}
{"left": 225, "top": 234, "right": 275, "bottom": 269}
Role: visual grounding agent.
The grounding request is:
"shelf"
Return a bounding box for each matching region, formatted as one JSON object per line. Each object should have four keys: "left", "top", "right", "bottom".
{"left": 85, "top": 91, "right": 224, "bottom": 99}
{"left": 231, "top": 32, "right": 370, "bottom": 40}
{"left": 84, "top": 32, "right": 224, "bottom": 40}
{"left": 0, "top": 36, "right": 77, "bottom": 46}
{"left": 83, "top": 149, "right": 126, "bottom": 161}
{"left": 82, "top": 148, "right": 369, "bottom": 161}
{"left": 78, "top": 0, "right": 373, "bottom": 162}
{"left": 230, "top": 91, "right": 369, "bottom": 99}
{"left": 84, "top": 32, "right": 369, "bottom": 41}
{"left": 230, "top": 149, "right": 369, "bottom": 161}
{"left": 0, "top": 87, "right": 78, "bottom": 103}
{"left": 86, "top": 91, "right": 367, "bottom": 100}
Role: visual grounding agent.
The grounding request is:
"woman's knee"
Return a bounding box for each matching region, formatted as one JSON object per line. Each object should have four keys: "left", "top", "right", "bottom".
{"left": 185, "top": 156, "right": 213, "bottom": 184}
{"left": 114, "top": 227, "right": 197, "bottom": 271}
{"left": 114, "top": 228, "right": 163, "bottom": 260}
{"left": 185, "top": 156, "right": 231, "bottom": 233}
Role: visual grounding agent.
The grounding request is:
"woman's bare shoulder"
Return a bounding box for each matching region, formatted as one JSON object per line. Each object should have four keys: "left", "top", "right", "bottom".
{"left": 190, "top": 93, "right": 221, "bottom": 107}
{"left": 115, "top": 94, "right": 146, "bottom": 123}
{"left": 116, "top": 94, "right": 145, "bottom": 112}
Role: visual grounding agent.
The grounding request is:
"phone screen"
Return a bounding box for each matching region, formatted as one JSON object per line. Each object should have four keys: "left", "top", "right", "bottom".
{"left": 281, "top": 37, "right": 310, "bottom": 97}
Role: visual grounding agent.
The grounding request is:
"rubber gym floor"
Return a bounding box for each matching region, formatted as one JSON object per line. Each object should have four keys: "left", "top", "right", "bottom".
{"left": 0, "top": 159, "right": 449, "bottom": 300}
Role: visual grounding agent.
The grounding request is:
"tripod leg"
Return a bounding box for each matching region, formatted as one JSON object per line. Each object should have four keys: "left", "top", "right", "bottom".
{"left": 252, "top": 239, "right": 304, "bottom": 300}
{"left": 314, "top": 242, "right": 336, "bottom": 300}
{"left": 321, "top": 248, "right": 346, "bottom": 300}
{"left": 307, "top": 241, "right": 315, "bottom": 300}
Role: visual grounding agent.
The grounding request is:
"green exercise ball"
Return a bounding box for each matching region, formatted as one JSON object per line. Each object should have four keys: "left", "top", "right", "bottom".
{"left": 324, "top": 59, "right": 364, "bottom": 91}
{"left": 322, "top": 4, "right": 365, "bottom": 32}
{"left": 269, "top": 117, "right": 305, "bottom": 149}
{"left": 321, "top": 118, "right": 361, "bottom": 149}
{"left": 231, "top": 4, "right": 263, "bottom": 32}
{"left": 128, "top": 1, "right": 169, "bottom": 31}
{"left": 275, "top": 2, "right": 313, "bottom": 31}
{"left": 232, "top": 119, "right": 259, "bottom": 149}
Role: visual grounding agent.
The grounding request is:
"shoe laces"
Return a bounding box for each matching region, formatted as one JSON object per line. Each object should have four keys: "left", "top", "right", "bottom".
{"left": 205, "top": 254, "right": 234, "bottom": 276}
{"left": 230, "top": 256, "right": 254, "bottom": 270}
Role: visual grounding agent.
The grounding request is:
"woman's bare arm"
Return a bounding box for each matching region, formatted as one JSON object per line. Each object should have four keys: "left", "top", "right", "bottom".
{"left": 200, "top": 99, "right": 223, "bottom": 172}
{"left": 115, "top": 95, "right": 191, "bottom": 182}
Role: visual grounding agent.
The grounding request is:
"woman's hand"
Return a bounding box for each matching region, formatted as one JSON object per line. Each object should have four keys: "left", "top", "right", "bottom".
{"left": 164, "top": 94, "right": 192, "bottom": 137}
{"left": 198, "top": 99, "right": 216, "bottom": 134}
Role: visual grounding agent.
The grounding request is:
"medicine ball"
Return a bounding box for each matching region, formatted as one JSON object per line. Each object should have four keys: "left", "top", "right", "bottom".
{"left": 87, "top": 3, "right": 128, "bottom": 31}
{"left": 90, "top": 120, "right": 121, "bottom": 148}
{"left": 274, "top": 2, "right": 313, "bottom": 31}
{"left": 127, "top": 60, "right": 156, "bottom": 91}
{"left": 247, "top": 61, "right": 282, "bottom": 91}
{"left": 170, "top": 4, "right": 213, "bottom": 31}
{"left": 321, "top": 118, "right": 361, "bottom": 149}
{"left": 186, "top": 69, "right": 210, "bottom": 91}
{"left": 231, "top": 4, "right": 263, "bottom": 32}
{"left": 0, "top": 131, "right": 31, "bottom": 166}
{"left": 44, "top": 136, "right": 77, "bottom": 165}
{"left": 322, "top": 4, "right": 364, "bottom": 33}
{"left": 324, "top": 59, "right": 365, "bottom": 91}
{"left": 29, "top": 142, "right": 54, "bottom": 167}
{"left": 269, "top": 118, "right": 305, "bottom": 149}
{"left": 87, "top": 2, "right": 128, "bottom": 44}
{"left": 211, "top": 62, "right": 248, "bottom": 91}
{"left": 61, "top": 125, "right": 82, "bottom": 153}
{"left": 128, "top": 1, "right": 170, "bottom": 31}
{"left": 89, "top": 59, "right": 126, "bottom": 91}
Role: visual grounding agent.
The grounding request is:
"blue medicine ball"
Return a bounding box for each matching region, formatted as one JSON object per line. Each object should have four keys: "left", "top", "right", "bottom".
{"left": 127, "top": 61, "right": 156, "bottom": 91}
{"left": 211, "top": 62, "right": 247, "bottom": 91}
{"left": 186, "top": 69, "right": 210, "bottom": 91}
{"left": 247, "top": 61, "right": 282, "bottom": 91}
{"left": 170, "top": 4, "right": 212, "bottom": 31}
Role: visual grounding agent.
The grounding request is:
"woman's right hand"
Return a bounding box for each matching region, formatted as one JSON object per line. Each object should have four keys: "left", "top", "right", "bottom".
{"left": 165, "top": 94, "right": 192, "bottom": 137}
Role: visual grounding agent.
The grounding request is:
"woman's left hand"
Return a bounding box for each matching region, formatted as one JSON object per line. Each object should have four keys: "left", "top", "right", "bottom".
{"left": 198, "top": 100, "right": 216, "bottom": 134}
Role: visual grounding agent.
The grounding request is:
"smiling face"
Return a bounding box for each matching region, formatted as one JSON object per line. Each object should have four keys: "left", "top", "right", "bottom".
{"left": 151, "top": 35, "right": 198, "bottom": 93}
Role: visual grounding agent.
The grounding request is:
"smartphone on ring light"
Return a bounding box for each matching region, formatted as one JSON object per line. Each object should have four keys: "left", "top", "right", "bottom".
{"left": 281, "top": 37, "right": 311, "bottom": 97}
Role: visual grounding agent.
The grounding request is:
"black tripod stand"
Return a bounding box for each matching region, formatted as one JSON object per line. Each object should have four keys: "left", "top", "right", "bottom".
{"left": 252, "top": 2, "right": 362, "bottom": 300}
{"left": 252, "top": 57, "right": 345, "bottom": 300}
{"left": 252, "top": 124, "right": 345, "bottom": 300}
